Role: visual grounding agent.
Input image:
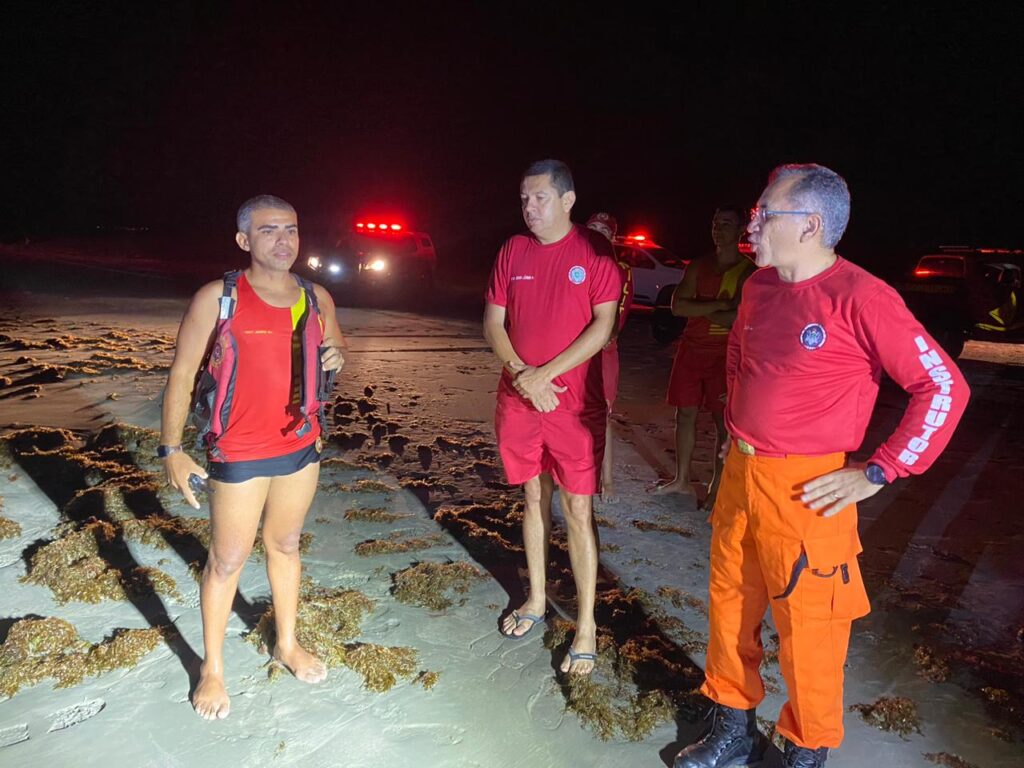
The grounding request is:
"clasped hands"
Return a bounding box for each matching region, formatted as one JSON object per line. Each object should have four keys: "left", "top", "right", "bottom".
{"left": 507, "top": 361, "right": 566, "bottom": 413}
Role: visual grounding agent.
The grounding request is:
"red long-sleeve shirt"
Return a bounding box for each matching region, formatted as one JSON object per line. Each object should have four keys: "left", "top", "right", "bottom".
{"left": 726, "top": 257, "right": 969, "bottom": 481}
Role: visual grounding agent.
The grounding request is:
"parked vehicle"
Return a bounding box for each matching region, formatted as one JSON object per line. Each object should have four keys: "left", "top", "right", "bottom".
{"left": 302, "top": 220, "right": 437, "bottom": 294}
{"left": 893, "top": 245, "right": 1024, "bottom": 358}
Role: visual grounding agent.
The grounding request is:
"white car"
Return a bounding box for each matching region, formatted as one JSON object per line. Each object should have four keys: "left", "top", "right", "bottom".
{"left": 612, "top": 234, "right": 688, "bottom": 308}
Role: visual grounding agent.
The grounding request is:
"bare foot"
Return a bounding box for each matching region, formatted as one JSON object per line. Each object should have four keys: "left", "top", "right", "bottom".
{"left": 560, "top": 627, "right": 597, "bottom": 675}
{"left": 273, "top": 642, "right": 327, "bottom": 684}
{"left": 192, "top": 663, "right": 230, "bottom": 720}
{"left": 500, "top": 599, "right": 547, "bottom": 638}
{"left": 651, "top": 477, "right": 695, "bottom": 496}
{"left": 600, "top": 482, "right": 617, "bottom": 504}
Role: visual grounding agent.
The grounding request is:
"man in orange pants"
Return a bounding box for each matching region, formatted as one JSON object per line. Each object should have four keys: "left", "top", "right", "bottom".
{"left": 674, "top": 164, "right": 969, "bottom": 768}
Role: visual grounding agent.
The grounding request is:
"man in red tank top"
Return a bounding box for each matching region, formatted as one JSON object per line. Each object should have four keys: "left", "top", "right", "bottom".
{"left": 655, "top": 206, "right": 754, "bottom": 509}
{"left": 158, "top": 196, "right": 347, "bottom": 721}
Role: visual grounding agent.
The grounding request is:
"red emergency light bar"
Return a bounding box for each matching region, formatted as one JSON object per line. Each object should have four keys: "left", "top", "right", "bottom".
{"left": 625, "top": 233, "right": 647, "bottom": 242}
{"left": 355, "top": 222, "right": 403, "bottom": 232}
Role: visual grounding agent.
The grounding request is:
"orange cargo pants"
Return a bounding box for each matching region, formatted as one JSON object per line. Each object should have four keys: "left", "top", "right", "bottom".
{"left": 700, "top": 447, "right": 871, "bottom": 749}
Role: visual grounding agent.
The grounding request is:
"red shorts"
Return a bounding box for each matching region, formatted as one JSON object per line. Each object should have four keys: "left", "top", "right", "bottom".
{"left": 494, "top": 397, "right": 606, "bottom": 495}
{"left": 601, "top": 343, "right": 619, "bottom": 405}
{"left": 667, "top": 342, "right": 727, "bottom": 412}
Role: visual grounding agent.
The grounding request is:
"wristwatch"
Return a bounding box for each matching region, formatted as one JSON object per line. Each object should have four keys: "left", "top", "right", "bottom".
{"left": 157, "top": 444, "right": 183, "bottom": 458}
{"left": 864, "top": 463, "right": 888, "bottom": 485}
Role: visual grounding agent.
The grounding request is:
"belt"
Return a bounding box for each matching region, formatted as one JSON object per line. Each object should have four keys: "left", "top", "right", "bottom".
{"left": 734, "top": 437, "right": 787, "bottom": 458}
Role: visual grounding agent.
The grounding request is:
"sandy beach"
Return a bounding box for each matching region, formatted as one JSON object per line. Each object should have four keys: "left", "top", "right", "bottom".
{"left": 1, "top": 272, "right": 1023, "bottom": 767}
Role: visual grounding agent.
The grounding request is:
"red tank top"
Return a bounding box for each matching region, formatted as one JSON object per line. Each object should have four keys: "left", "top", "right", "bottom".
{"left": 682, "top": 257, "right": 752, "bottom": 350}
{"left": 214, "top": 274, "right": 320, "bottom": 461}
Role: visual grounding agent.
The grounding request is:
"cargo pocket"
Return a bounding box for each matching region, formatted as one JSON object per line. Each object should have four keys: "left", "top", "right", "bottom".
{"left": 772, "top": 528, "right": 871, "bottom": 622}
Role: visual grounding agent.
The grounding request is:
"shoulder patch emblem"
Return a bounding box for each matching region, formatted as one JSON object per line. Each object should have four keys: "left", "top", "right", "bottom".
{"left": 799, "top": 323, "right": 827, "bottom": 350}
{"left": 568, "top": 265, "right": 587, "bottom": 285}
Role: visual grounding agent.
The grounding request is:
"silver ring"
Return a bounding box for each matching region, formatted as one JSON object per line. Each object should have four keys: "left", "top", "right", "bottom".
{"left": 831, "top": 491, "right": 841, "bottom": 500}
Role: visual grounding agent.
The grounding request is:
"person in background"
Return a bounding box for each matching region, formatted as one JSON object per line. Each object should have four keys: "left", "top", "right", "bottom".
{"left": 585, "top": 211, "right": 633, "bottom": 503}
{"left": 655, "top": 205, "right": 753, "bottom": 510}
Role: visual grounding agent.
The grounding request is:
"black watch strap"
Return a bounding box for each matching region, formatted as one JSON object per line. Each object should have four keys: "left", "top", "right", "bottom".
{"left": 157, "top": 444, "right": 183, "bottom": 458}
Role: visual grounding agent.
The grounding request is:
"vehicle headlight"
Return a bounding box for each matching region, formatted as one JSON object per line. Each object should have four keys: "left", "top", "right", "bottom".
{"left": 368, "top": 258, "right": 387, "bottom": 272}
{"left": 307, "top": 256, "right": 321, "bottom": 269}
{"left": 327, "top": 263, "right": 342, "bottom": 275}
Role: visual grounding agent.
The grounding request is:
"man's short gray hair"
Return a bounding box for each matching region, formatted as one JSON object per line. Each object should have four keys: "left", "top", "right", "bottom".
{"left": 236, "top": 194, "right": 296, "bottom": 233}
{"left": 768, "top": 164, "right": 850, "bottom": 248}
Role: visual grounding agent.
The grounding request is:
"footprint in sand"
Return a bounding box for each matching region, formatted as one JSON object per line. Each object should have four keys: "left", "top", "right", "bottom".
{"left": 47, "top": 698, "right": 106, "bottom": 732}
{"left": 0, "top": 724, "right": 30, "bottom": 747}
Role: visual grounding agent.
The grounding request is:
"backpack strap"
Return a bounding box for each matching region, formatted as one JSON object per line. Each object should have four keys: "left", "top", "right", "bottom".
{"left": 294, "top": 274, "right": 320, "bottom": 315}
{"left": 219, "top": 270, "right": 242, "bottom": 321}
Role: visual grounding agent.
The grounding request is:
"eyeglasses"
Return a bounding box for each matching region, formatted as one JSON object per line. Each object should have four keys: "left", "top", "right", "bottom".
{"left": 749, "top": 206, "right": 816, "bottom": 226}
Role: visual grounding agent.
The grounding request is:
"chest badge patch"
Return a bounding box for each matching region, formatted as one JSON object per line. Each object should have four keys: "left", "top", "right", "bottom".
{"left": 799, "top": 323, "right": 827, "bottom": 350}
{"left": 568, "top": 265, "right": 587, "bottom": 285}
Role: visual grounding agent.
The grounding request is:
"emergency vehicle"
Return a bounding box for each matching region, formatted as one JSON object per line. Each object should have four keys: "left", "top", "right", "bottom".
{"left": 894, "top": 245, "right": 1024, "bottom": 358}
{"left": 304, "top": 220, "right": 437, "bottom": 291}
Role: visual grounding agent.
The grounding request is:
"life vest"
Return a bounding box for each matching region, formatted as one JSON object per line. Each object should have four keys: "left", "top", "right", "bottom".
{"left": 190, "top": 270, "right": 335, "bottom": 459}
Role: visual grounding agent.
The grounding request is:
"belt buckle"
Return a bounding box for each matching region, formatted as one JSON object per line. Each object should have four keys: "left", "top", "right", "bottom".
{"left": 736, "top": 438, "right": 756, "bottom": 456}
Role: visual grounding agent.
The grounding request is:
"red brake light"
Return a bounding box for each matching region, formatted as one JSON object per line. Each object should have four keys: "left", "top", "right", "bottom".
{"left": 367, "top": 223, "right": 377, "bottom": 230}
{"left": 355, "top": 222, "right": 365, "bottom": 229}
{"left": 625, "top": 233, "right": 647, "bottom": 242}
{"left": 913, "top": 268, "right": 934, "bottom": 277}
{"left": 391, "top": 224, "right": 402, "bottom": 231}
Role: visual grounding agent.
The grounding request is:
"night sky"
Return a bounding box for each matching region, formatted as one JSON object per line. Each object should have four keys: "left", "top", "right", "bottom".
{"left": 4, "top": 2, "right": 1022, "bottom": 274}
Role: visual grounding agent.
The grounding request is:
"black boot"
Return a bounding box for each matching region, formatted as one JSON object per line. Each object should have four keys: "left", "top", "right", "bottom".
{"left": 782, "top": 738, "right": 829, "bottom": 767}
{"left": 673, "top": 703, "right": 767, "bottom": 768}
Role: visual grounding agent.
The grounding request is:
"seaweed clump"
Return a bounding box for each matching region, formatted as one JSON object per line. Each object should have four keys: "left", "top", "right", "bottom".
{"left": 354, "top": 534, "right": 444, "bottom": 557}
{"left": 543, "top": 619, "right": 675, "bottom": 741}
{"left": 923, "top": 754, "right": 980, "bottom": 768}
{"left": 343, "top": 644, "right": 419, "bottom": 692}
{"left": 849, "top": 696, "right": 923, "bottom": 738}
{"left": 632, "top": 519, "right": 694, "bottom": 537}
{"left": 913, "top": 644, "right": 950, "bottom": 683}
{"left": 247, "top": 582, "right": 376, "bottom": 669}
{"left": 0, "top": 513, "right": 22, "bottom": 540}
{"left": 21, "top": 520, "right": 181, "bottom": 603}
{"left": 0, "top": 617, "right": 162, "bottom": 698}
{"left": 414, "top": 670, "right": 440, "bottom": 690}
{"left": 391, "top": 561, "right": 485, "bottom": 611}
{"left": 343, "top": 506, "right": 407, "bottom": 523}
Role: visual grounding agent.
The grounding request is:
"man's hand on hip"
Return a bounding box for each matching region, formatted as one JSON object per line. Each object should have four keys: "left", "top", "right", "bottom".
{"left": 801, "top": 463, "right": 884, "bottom": 518}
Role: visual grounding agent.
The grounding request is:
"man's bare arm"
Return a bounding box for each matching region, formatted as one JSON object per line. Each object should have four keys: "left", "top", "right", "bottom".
{"left": 671, "top": 260, "right": 730, "bottom": 318}
{"left": 483, "top": 303, "right": 526, "bottom": 374}
{"left": 160, "top": 280, "right": 222, "bottom": 507}
{"left": 314, "top": 284, "right": 347, "bottom": 372}
{"left": 513, "top": 301, "right": 617, "bottom": 403}
{"left": 705, "top": 264, "right": 754, "bottom": 327}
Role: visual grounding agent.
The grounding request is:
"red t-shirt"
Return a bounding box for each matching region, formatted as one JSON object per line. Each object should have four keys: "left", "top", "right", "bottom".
{"left": 485, "top": 225, "right": 623, "bottom": 413}
{"left": 215, "top": 274, "right": 321, "bottom": 461}
{"left": 726, "top": 257, "right": 969, "bottom": 481}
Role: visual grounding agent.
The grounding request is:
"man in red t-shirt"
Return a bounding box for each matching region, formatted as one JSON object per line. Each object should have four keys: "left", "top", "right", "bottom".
{"left": 159, "top": 196, "right": 347, "bottom": 721}
{"left": 655, "top": 206, "right": 754, "bottom": 509}
{"left": 484, "top": 160, "right": 622, "bottom": 676}
{"left": 585, "top": 211, "right": 634, "bottom": 502}
{"left": 674, "top": 166, "right": 969, "bottom": 768}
